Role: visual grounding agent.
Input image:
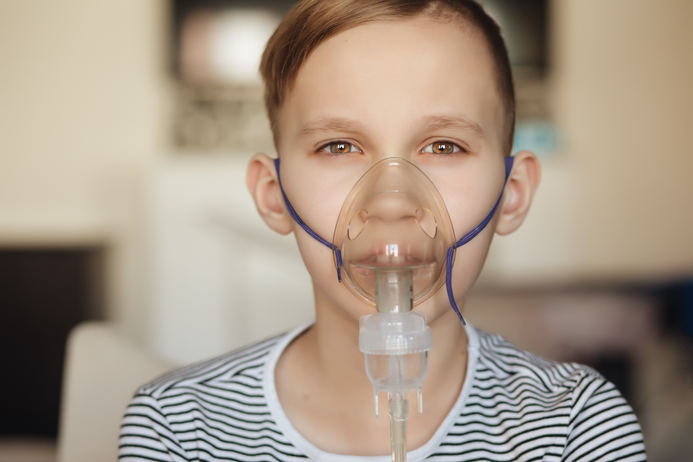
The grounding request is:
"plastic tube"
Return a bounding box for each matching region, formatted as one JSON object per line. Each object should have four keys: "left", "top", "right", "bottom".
{"left": 379, "top": 269, "right": 412, "bottom": 462}
{"left": 360, "top": 266, "right": 432, "bottom": 462}
{"left": 389, "top": 393, "right": 409, "bottom": 462}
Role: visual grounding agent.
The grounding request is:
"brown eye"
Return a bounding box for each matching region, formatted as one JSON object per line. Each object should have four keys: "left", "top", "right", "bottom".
{"left": 329, "top": 142, "right": 354, "bottom": 153}
{"left": 432, "top": 142, "right": 454, "bottom": 154}
{"left": 422, "top": 141, "right": 462, "bottom": 155}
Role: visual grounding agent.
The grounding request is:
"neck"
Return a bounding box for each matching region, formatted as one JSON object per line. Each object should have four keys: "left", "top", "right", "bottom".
{"left": 275, "top": 284, "right": 469, "bottom": 454}
{"left": 307, "top": 285, "right": 469, "bottom": 406}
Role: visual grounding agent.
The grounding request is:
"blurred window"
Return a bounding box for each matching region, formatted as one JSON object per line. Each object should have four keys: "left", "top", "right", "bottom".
{"left": 478, "top": 0, "right": 548, "bottom": 73}
{"left": 173, "top": 0, "right": 296, "bottom": 86}
{"left": 170, "top": 0, "right": 551, "bottom": 154}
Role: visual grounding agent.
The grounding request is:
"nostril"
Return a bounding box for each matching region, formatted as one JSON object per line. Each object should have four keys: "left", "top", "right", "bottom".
{"left": 348, "top": 209, "right": 369, "bottom": 240}
{"left": 415, "top": 208, "right": 437, "bottom": 239}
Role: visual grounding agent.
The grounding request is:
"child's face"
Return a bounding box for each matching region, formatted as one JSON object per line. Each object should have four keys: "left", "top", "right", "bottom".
{"left": 272, "top": 17, "right": 510, "bottom": 324}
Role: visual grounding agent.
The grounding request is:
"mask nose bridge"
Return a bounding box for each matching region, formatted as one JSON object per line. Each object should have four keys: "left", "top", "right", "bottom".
{"left": 352, "top": 160, "right": 429, "bottom": 235}
{"left": 362, "top": 191, "right": 418, "bottom": 222}
{"left": 365, "top": 156, "right": 409, "bottom": 185}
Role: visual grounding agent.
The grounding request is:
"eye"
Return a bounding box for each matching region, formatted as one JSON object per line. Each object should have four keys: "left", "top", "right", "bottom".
{"left": 320, "top": 141, "right": 361, "bottom": 154}
{"left": 422, "top": 141, "right": 463, "bottom": 154}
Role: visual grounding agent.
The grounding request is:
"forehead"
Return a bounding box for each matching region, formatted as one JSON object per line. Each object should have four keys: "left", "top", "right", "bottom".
{"left": 277, "top": 17, "right": 504, "bottom": 151}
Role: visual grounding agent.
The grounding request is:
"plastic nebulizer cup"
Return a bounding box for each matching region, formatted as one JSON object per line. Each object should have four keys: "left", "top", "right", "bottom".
{"left": 333, "top": 158, "right": 456, "bottom": 462}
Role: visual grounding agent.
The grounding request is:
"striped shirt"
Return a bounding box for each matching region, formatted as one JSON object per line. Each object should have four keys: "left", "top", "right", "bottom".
{"left": 119, "top": 324, "right": 647, "bottom": 462}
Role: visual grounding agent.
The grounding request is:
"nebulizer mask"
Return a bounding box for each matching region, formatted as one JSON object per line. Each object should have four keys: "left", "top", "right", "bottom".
{"left": 274, "top": 156, "right": 513, "bottom": 462}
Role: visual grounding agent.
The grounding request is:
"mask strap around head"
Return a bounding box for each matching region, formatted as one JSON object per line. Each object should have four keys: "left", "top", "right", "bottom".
{"left": 446, "top": 156, "right": 514, "bottom": 325}
{"left": 274, "top": 158, "right": 344, "bottom": 282}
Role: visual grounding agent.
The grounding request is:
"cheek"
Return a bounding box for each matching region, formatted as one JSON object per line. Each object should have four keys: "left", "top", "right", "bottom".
{"left": 293, "top": 227, "right": 375, "bottom": 321}
{"left": 280, "top": 158, "right": 378, "bottom": 321}
{"left": 281, "top": 161, "right": 359, "bottom": 244}
{"left": 414, "top": 221, "right": 494, "bottom": 322}
{"left": 451, "top": 227, "right": 494, "bottom": 289}
{"left": 293, "top": 230, "right": 337, "bottom": 283}
{"left": 427, "top": 161, "right": 505, "bottom": 242}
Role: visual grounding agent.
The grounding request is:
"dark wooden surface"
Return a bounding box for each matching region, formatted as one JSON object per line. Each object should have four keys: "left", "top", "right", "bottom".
{"left": 0, "top": 249, "right": 102, "bottom": 437}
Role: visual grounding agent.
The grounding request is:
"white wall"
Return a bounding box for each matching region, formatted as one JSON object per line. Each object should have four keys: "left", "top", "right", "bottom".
{"left": 484, "top": 0, "right": 693, "bottom": 286}
{"left": 0, "top": 0, "right": 169, "bottom": 340}
{"left": 555, "top": 0, "right": 693, "bottom": 279}
{"left": 0, "top": 0, "right": 168, "bottom": 237}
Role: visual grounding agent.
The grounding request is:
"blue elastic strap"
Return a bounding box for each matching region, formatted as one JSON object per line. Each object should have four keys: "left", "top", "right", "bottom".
{"left": 274, "top": 158, "right": 344, "bottom": 282}
{"left": 446, "top": 156, "right": 514, "bottom": 325}
{"left": 274, "top": 156, "right": 514, "bottom": 321}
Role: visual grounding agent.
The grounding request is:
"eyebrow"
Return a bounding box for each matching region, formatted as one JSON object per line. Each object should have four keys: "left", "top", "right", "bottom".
{"left": 299, "top": 117, "right": 367, "bottom": 137}
{"left": 298, "top": 114, "right": 484, "bottom": 138}
{"left": 419, "top": 114, "right": 484, "bottom": 137}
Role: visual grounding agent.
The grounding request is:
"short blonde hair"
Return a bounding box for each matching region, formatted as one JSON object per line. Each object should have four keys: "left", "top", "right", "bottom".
{"left": 260, "top": 0, "right": 515, "bottom": 154}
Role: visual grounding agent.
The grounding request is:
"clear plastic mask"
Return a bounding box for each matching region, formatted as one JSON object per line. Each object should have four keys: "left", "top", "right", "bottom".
{"left": 333, "top": 158, "right": 456, "bottom": 308}
{"left": 331, "top": 158, "right": 457, "bottom": 462}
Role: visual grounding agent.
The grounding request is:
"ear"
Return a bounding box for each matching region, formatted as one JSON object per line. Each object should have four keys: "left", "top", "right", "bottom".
{"left": 495, "top": 150, "right": 541, "bottom": 236}
{"left": 246, "top": 153, "right": 293, "bottom": 235}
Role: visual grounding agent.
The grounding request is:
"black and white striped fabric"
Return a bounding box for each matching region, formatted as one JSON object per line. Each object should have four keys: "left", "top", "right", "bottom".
{"left": 119, "top": 325, "right": 647, "bottom": 462}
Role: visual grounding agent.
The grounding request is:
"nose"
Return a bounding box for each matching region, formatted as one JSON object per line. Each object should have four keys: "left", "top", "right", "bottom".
{"left": 371, "top": 151, "right": 416, "bottom": 168}
{"left": 364, "top": 192, "right": 418, "bottom": 223}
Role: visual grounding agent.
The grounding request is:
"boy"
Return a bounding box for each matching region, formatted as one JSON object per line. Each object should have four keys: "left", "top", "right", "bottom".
{"left": 120, "top": 1, "right": 646, "bottom": 460}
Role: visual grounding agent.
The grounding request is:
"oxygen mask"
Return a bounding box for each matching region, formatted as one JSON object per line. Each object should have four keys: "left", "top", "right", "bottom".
{"left": 333, "top": 158, "right": 455, "bottom": 462}
{"left": 273, "top": 155, "right": 513, "bottom": 462}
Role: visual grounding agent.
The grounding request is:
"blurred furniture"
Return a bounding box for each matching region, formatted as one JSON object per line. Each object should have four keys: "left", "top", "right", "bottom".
{"left": 146, "top": 157, "right": 315, "bottom": 366}
{"left": 0, "top": 249, "right": 103, "bottom": 438}
{"left": 57, "top": 322, "right": 174, "bottom": 462}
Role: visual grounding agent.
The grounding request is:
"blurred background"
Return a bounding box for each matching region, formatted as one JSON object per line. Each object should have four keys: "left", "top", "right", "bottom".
{"left": 0, "top": 0, "right": 691, "bottom": 461}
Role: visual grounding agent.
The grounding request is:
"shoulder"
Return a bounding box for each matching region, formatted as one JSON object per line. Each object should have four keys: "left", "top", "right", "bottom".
{"left": 139, "top": 333, "right": 283, "bottom": 399}
{"left": 119, "top": 333, "right": 292, "bottom": 460}
{"left": 122, "top": 332, "right": 284, "bottom": 430}
{"left": 467, "top": 329, "right": 646, "bottom": 461}
{"left": 474, "top": 328, "right": 602, "bottom": 393}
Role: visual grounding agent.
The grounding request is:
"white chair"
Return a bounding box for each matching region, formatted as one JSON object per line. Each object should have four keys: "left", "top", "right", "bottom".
{"left": 57, "top": 322, "right": 174, "bottom": 462}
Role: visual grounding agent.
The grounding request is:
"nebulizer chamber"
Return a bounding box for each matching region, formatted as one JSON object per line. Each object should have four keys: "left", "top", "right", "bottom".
{"left": 333, "top": 158, "right": 455, "bottom": 462}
